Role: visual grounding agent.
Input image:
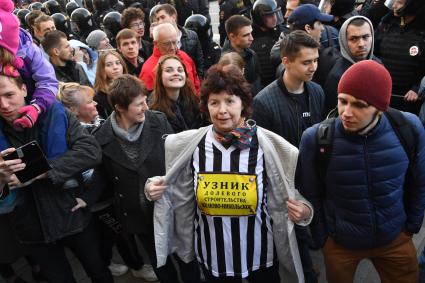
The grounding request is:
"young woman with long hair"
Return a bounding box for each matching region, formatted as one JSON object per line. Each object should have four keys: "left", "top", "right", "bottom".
{"left": 151, "top": 54, "right": 201, "bottom": 132}
{"left": 94, "top": 50, "right": 128, "bottom": 119}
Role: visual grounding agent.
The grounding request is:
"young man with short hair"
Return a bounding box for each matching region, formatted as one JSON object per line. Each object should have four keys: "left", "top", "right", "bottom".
{"left": 252, "top": 30, "right": 324, "bottom": 283}
{"left": 253, "top": 30, "right": 324, "bottom": 146}
{"left": 298, "top": 59, "right": 425, "bottom": 283}
{"left": 287, "top": 4, "right": 335, "bottom": 87}
{"left": 34, "top": 14, "right": 56, "bottom": 43}
{"left": 223, "top": 15, "right": 262, "bottom": 95}
{"left": 155, "top": 4, "right": 205, "bottom": 77}
{"left": 324, "top": 16, "right": 379, "bottom": 113}
{"left": 121, "top": 7, "right": 153, "bottom": 60}
{"left": 116, "top": 29, "right": 144, "bottom": 76}
{"left": 41, "top": 30, "right": 90, "bottom": 85}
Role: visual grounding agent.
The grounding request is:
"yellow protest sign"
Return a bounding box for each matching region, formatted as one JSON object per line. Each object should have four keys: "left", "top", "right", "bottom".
{"left": 196, "top": 172, "right": 258, "bottom": 216}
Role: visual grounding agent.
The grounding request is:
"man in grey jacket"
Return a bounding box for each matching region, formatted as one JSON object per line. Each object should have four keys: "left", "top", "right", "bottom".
{"left": 323, "top": 15, "right": 380, "bottom": 114}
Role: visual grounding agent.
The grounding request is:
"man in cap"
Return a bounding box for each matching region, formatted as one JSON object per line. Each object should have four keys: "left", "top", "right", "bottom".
{"left": 297, "top": 60, "right": 425, "bottom": 283}
{"left": 286, "top": 4, "right": 335, "bottom": 86}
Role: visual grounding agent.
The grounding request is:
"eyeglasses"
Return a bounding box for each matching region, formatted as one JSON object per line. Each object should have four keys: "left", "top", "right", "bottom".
{"left": 158, "top": 40, "right": 179, "bottom": 49}
{"left": 130, "top": 22, "right": 145, "bottom": 29}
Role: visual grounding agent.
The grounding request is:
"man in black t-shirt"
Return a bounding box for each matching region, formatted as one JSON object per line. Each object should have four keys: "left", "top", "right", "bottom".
{"left": 252, "top": 30, "right": 325, "bottom": 147}
{"left": 252, "top": 30, "right": 325, "bottom": 283}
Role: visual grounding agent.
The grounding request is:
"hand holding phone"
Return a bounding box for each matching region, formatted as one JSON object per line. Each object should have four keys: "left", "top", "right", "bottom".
{"left": 3, "top": 141, "right": 51, "bottom": 183}
{"left": 0, "top": 148, "right": 26, "bottom": 184}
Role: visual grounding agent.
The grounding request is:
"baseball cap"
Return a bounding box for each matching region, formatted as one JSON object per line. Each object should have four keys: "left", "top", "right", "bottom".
{"left": 288, "top": 4, "right": 333, "bottom": 26}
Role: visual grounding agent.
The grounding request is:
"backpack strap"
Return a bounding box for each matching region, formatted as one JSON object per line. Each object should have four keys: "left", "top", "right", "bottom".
{"left": 384, "top": 108, "right": 417, "bottom": 165}
{"left": 316, "top": 117, "right": 336, "bottom": 182}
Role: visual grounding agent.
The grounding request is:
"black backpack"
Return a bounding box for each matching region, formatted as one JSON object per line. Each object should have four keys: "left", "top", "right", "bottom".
{"left": 316, "top": 108, "right": 418, "bottom": 181}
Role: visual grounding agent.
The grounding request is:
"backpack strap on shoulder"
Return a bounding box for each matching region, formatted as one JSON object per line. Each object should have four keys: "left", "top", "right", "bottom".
{"left": 316, "top": 117, "right": 336, "bottom": 182}
{"left": 384, "top": 108, "right": 417, "bottom": 165}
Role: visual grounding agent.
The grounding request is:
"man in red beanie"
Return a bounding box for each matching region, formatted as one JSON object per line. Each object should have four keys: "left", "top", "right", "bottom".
{"left": 297, "top": 60, "right": 425, "bottom": 283}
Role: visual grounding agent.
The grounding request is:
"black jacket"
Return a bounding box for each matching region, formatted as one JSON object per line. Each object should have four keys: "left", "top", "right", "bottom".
{"left": 53, "top": 60, "right": 90, "bottom": 86}
{"left": 251, "top": 24, "right": 281, "bottom": 87}
{"left": 92, "top": 111, "right": 173, "bottom": 233}
{"left": 252, "top": 77, "right": 325, "bottom": 147}
{"left": 9, "top": 110, "right": 102, "bottom": 243}
{"left": 222, "top": 42, "right": 262, "bottom": 95}
{"left": 94, "top": 91, "right": 113, "bottom": 120}
{"left": 180, "top": 26, "right": 205, "bottom": 78}
{"left": 323, "top": 55, "right": 381, "bottom": 114}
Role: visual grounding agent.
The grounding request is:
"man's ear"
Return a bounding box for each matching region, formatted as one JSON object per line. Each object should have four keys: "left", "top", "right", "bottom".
{"left": 304, "top": 24, "right": 312, "bottom": 33}
{"left": 281, "top": 56, "right": 289, "bottom": 66}
{"left": 228, "top": 32, "right": 235, "bottom": 41}
{"left": 21, "top": 84, "right": 27, "bottom": 98}
{"left": 52, "top": 47, "right": 60, "bottom": 57}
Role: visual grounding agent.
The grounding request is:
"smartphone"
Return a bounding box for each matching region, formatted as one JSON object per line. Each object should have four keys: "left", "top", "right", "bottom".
{"left": 3, "top": 141, "right": 51, "bottom": 183}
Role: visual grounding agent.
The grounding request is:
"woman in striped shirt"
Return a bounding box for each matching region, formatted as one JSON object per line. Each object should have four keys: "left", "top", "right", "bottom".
{"left": 146, "top": 64, "right": 313, "bottom": 283}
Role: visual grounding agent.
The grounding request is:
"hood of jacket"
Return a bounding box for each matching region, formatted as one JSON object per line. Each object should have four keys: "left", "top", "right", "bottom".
{"left": 69, "top": 39, "right": 98, "bottom": 61}
{"left": 17, "top": 28, "right": 33, "bottom": 58}
{"left": 339, "top": 16, "right": 374, "bottom": 64}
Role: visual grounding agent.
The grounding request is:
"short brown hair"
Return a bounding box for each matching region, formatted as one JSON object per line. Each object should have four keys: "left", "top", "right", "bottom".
{"left": 121, "top": 7, "right": 145, "bottom": 29}
{"left": 27, "top": 10, "right": 44, "bottom": 28}
{"left": 41, "top": 30, "right": 67, "bottom": 55}
{"left": 116, "top": 28, "right": 138, "bottom": 48}
{"left": 155, "top": 4, "right": 177, "bottom": 17}
{"left": 34, "top": 14, "right": 54, "bottom": 29}
{"left": 109, "top": 74, "right": 148, "bottom": 110}
{"left": 225, "top": 15, "right": 251, "bottom": 36}
{"left": 200, "top": 64, "right": 252, "bottom": 118}
{"left": 280, "top": 30, "right": 320, "bottom": 60}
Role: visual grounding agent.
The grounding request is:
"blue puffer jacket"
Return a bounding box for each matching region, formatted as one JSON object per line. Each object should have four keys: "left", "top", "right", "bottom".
{"left": 297, "top": 112, "right": 425, "bottom": 250}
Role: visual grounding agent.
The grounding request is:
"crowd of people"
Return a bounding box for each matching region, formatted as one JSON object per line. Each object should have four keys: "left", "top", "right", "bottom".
{"left": 1, "top": 0, "right": 425, "bottom": 282}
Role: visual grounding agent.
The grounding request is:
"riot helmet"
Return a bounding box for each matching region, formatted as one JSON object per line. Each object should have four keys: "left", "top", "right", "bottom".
{"left": 113, "top": 1, "right": 125, "bottom": 12}
{"left": 66, "top": 1, "right": 80, "bottom": 16}
{"left": 184, "top": 14, "right": 213, "bottom": 40}
{"left": 52, "top": 12, "right": 71, "bottom": 34}
{"left": 43, "top": 0, "right": 62, "bottom": 15}
{"left": 251, "top": 0, "right": 283, "bottom": 28}
{"left": 29, "top": 2, "right": 43, "bottom": 11}
{"left": 71, "top": 7, "right": 94, "bottom": 33}
{"left": 17, "top": 9, "right": 31, "bottom": 29}
{"left": 103, "top": 11, "right": 121, "bottom": 38}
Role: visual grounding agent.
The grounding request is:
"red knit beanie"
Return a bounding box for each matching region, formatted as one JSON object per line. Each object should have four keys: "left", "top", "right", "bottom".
{"left": 338, "top": 60, "right": 392, "bottom": 112}
{"left": 0, "top": 0, "right": 19, "bottom": 56}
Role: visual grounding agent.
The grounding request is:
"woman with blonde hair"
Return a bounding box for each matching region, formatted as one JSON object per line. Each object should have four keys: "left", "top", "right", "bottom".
{"left": 94, "top": 50, "right": 128, "bottom": 119}
{"left": 151, "top": 54, "right": 201, "bottom": 132}
{"left": 58, "top": 83, "right": 100, "bottom": 126}
{"left": 218, "top": 52, "right": 245, "bottom": 73}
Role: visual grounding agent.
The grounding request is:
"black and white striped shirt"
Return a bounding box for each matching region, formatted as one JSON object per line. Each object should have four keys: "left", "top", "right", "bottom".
{"left": 192, "top": 128, "right": 275, "bottom": 278}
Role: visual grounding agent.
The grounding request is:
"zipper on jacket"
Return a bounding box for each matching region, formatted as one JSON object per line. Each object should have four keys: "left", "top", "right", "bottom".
{"left": 363, "top": 135, "right": 377, "bottom": 246}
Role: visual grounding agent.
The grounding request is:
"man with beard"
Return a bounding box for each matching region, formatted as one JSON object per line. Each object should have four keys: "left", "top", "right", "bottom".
{"left": 324, "top": 16, "right": 380, "bottom": 114}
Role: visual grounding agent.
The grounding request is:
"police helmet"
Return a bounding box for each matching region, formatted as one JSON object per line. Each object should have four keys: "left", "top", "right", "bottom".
{"left": 251, "top": 0, "right": 283, "bottom": 28}
{"left": 29, "top": 2, "right": 43, "bottom": 11}
{"left": 17, "top": 9, "right": 31, "bottom": 29}
{"left": 71, "top": 7, "right": 94, "bottom": 32}
{"left": 66, "top": 1, "right": 80, "bottom": 16}
{"left": 52, "top": 12, "right": 71, "bottom": 33}
{"left": 184, "top": 14, "right": 213, "bottom": 40}
{"left": 43, "top": 0, "right": 63, "bottom": 15}
{"left": 103, "top": 11, "right": 121, "bottom": 37}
